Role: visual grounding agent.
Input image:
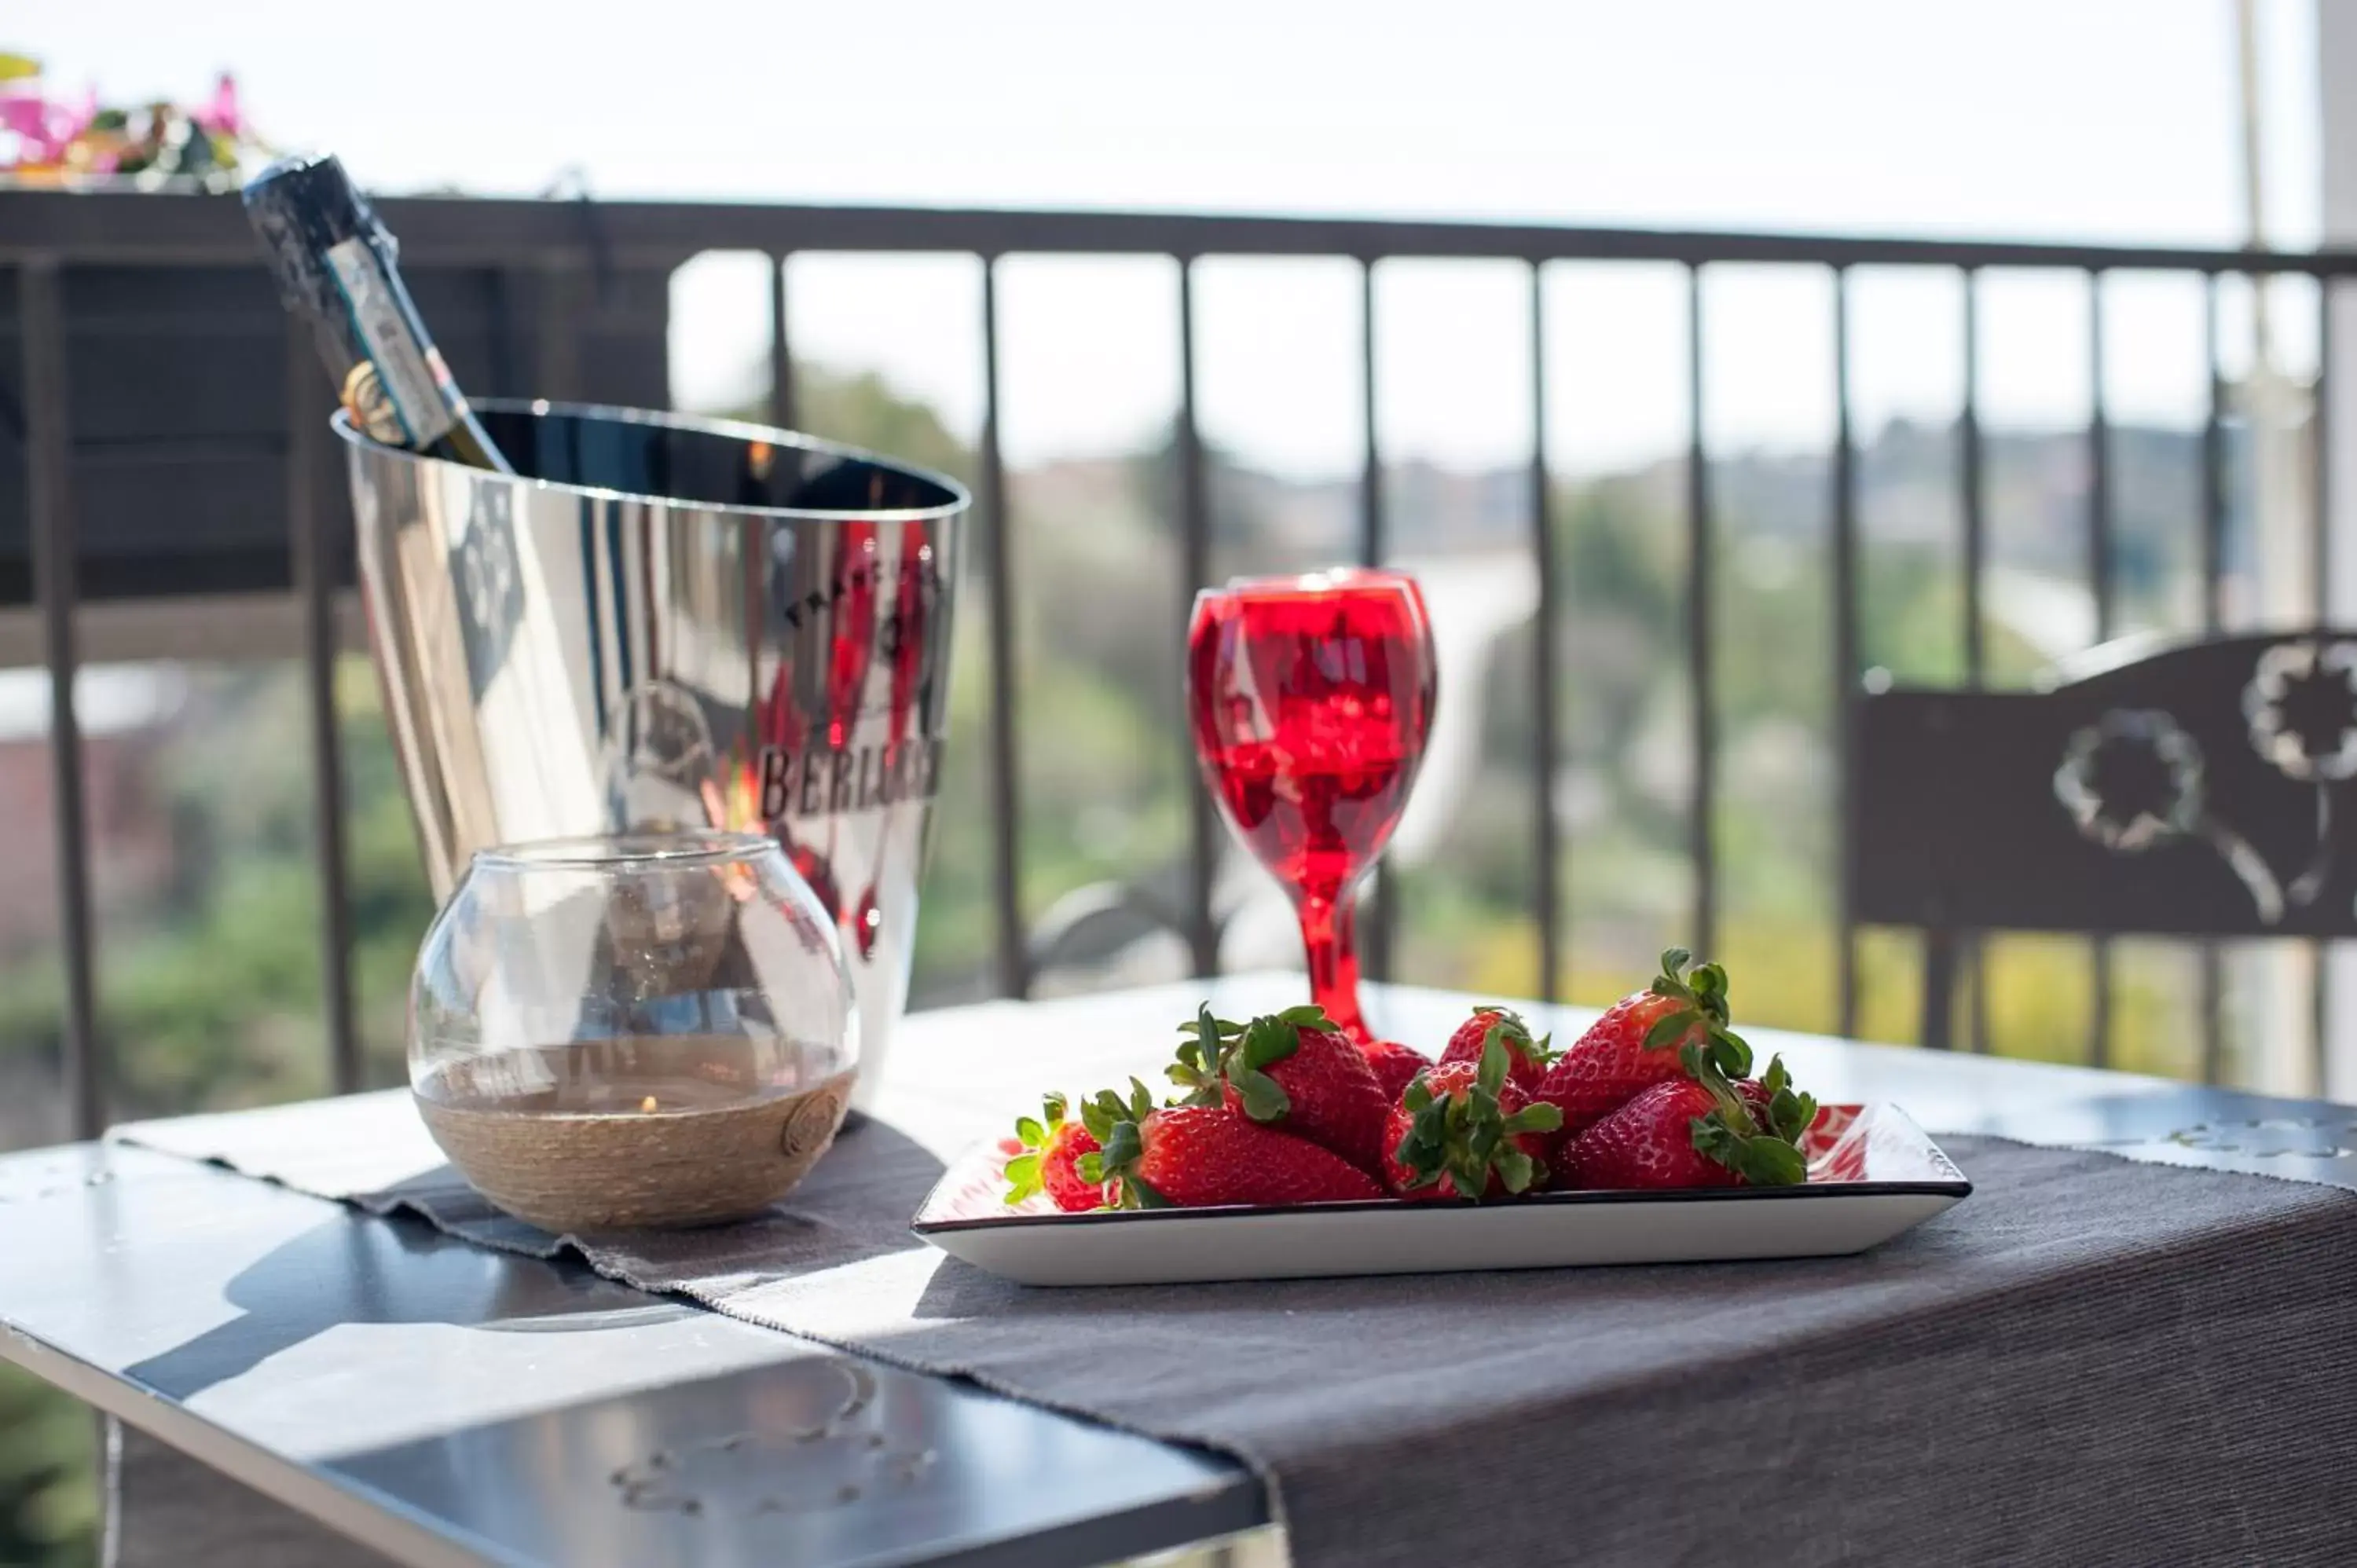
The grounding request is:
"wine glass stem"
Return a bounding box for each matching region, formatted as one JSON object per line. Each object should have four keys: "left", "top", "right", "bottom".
{"left": 1298, "top": 892, "right": 1367, "bottom": 1042}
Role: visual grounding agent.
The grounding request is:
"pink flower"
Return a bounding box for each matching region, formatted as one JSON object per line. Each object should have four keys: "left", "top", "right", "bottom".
{"left": 192, "top": 73, "right": 243, "bottom": 139}
{"left": 0, "top": 83, "right": 93, "bottom": 164}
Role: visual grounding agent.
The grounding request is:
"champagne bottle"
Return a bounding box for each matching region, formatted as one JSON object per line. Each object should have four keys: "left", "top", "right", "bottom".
{"left": 244, "top": 153, "right": 514, "bottom": 473}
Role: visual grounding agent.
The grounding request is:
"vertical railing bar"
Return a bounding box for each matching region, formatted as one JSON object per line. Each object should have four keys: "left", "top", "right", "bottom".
{"left": 2087, "top": 269, "right": 2113, "bottom": 1071}
{"left": 532, "top": 256, "right": 586, "bottom": 403}
{"left": 1358, "top": 258, "right": 1387, "bottom": 568}
{"left": 1528, "top": 261, "right": 1563, "bottom": 1003}
{"left": 2200, "top": 272, "right": 2228, "bottom": 1084}
{"left": 1831, "top": 265, "right": 1860, "bottom": 1039}
{"left": 2203, "top": 274, "right": 2230, "bottom": 626}
{"left": 1959, "top": 267, "right": 1989, "bottom": 1053}
{"left": 1175, "top": 256, "right": 1219, "bottom": 979}
{"left": 480, "top": 268, "right": 518, "bottom": 396}
{"left": 21, "top": 258, "right": 101, "bottom": 1140}
{"left": 761, "top": 248, "right": 794, "bottom": 828}
{"left": 978, "top": 255, "right": 1027, "bottom": 998}
{"left": 1686, "top": 263, "right": 1717, "bottom": 957}
{"left": 2316, "top": 279, "right": 2333, "bottom": 619}
{"left": 1358, "top": 255, "right": 1395, "bottom": 982}
{"left": 2315, "top": 280, "right": 2335, "bottom": 1094}
{"left": 286, "top": 332, "right": 358, "bottom": 1094}
{"left": 768, "top": 252, "right": 796, "bottom": 430}
{"left": 1961, "top": 270, "right": 1988, "bottom": 682}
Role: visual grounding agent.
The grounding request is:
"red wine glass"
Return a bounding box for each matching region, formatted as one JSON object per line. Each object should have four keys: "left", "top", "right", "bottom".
{"left": 1186, "top": 568, "right": 1436, "bottom": 1042}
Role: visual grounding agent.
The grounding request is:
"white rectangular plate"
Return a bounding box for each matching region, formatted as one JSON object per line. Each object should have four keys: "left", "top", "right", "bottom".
{"left": 911, "top": 1103, "right": 1970, "bottom": 1286}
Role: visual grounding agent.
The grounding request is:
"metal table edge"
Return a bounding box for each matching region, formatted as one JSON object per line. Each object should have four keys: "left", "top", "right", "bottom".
{"left": 0, "top": 1138, "right": 1274, "bottom": 1568}
{"left": 2, "top": 1317, "right": 530, "bottom": 1568}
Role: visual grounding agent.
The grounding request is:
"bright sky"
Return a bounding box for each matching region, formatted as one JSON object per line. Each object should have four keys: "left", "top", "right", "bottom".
{"left": 20, "top": 0, "right": 2328, "bottom": 474}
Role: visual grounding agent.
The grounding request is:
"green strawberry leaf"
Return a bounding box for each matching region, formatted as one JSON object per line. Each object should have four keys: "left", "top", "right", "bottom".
{"left": 1475, "top": 1007, "right": 1558, "bottom": 1070}
{"left": 1176, "top": 1002, "right": 1246, "bottom": 1041}
{"left": 1168, "top": 1005, "right": 1226, "bottom": 1101}
{"left": 1077, "top": 1088, "right": 1131, "bottom": 1145}
{"left": 1737, "top": 1134, "right": 1806, "bottom": 1185}
{"left": 1239, "top": 1013, "right": 1303, "bottom": 1071}
{"left": 1644, "top": 1008, "right": 1699, "bottom": 1053}
{"left": 1690, "top": 1110, "right": 1809, "bottom": 1186}
{"left": 1092, "top": 1115, "right": 1156, "bottom": 1207}
{"left": 1772, "top": 1089, "right": 1819, "bottom": 1145}
{"left": 1744, "top": 1054, "right": 1816, "bottom": 1145}
{"left": 1391, "top": 1090, "right": 1453, "bottom": 1190}
{"left": 1003, "top": 1152, "right": 1043, "bottom": 1204}
{"left": 1501, "top": 1102, "right": 1563, "bottom": 1136}
{"left": 1014, "top": 1116, "right": 1046, "bottom": 1148}
{"left": 1098, "top": 1119, "right": 1142, "bottom": 1169}
{"left": 1230, "top": 1064, "right": 1290, "bottom": 1123}
{"left": 1475, "top": 1035, "right": 1510, "bottom": 1097}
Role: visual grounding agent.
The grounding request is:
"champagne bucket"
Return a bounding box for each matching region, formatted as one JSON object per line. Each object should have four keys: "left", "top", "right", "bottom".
{"left": 336, "top": 401, "right": 970, "bottom": 1108}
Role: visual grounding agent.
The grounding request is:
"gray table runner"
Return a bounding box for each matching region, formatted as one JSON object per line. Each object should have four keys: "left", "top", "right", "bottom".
{"left": 117, "top": 1091, "right": 2357, "bottom": 1568}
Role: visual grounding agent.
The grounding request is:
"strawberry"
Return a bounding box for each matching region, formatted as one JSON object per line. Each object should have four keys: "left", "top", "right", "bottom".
{"left": 1533, "top": 948, "right": 1731, "bottom": 1140}
{"left": 1169, "top": 1004, "right": 1390, "bottom": 1174}
{"left": 1082, "top": 1094, "right": 1387, "bottom": 1209}
{"left": 1436, "top": 1005, "right": 1553, "bottom": 1095}
{"left": 1560, "top": 1080, "right": 1743, "bottom": 1191}
{"left": 1001, "top": 1092, "right": 1105, "bottom": 1213}
{"left": 1360, "top": 1038, "right": 1431, "bottom": 1105}
{"left": 1562, "top": 1050, "right": 1818, "bottom": 1191}
{"left": 1384, "top": 1035, "right": 1564, "bottom": 1200}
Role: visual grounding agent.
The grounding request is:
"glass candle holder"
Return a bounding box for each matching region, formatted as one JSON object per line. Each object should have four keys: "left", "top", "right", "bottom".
{"left": 408, "top": 831, "right": 857, "bottom": 1232}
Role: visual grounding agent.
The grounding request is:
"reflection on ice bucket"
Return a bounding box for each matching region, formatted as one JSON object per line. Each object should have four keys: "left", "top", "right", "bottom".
{"left": 337, "top": 400, "right": 970, "bottom": 1107}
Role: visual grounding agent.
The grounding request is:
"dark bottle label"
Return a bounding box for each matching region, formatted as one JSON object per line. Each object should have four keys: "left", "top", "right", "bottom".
{"left": 323, "top": 236, "right": 458, "bottom": 449}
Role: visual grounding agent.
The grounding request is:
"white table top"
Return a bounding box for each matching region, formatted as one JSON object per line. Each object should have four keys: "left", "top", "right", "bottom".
{"left": 4, "top": 975, "right": 2349, "bottom": 1566}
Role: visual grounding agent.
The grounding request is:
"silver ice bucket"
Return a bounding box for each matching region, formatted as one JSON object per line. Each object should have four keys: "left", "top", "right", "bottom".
{"left": 337, "top": 401, "right": 970, "bottom": 1107}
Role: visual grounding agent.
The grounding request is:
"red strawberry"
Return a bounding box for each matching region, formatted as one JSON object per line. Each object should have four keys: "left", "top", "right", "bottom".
{"left": 1533, "top": 948, "right": 1727, "bottom": 1140}
{"left": 1360, "top": 1038, "right": 1431, "bottom": 1105}
{"left": 1002, "top": 1093, "right": 1105, "bottom": 1213}
{"left": 1087, "top": 1097, "right": 1387, "bottom": 1209}
{"left": 1437, "top": 1006, "right": 1553, "bottom": 1095}
{"left": 1384, "top": 1035, "right": 1564, "bottom": 1200}
{"left": 1560, "top": 1080, "right": 1743, "bottom": 1191}
{"left": 1170, "top": 1004, "right": 1390, "bottom": 1174}
{"left": 1561, "top": 1052, "right": 1817, "bottom": 1191}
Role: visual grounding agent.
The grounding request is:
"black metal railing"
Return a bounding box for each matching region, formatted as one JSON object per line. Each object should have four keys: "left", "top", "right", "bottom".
{"left": 5, "top": 188, "right": 2355, "bottom": 1138}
